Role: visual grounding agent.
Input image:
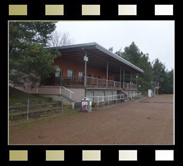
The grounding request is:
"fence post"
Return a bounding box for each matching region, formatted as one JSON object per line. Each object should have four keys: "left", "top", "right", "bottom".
{"left": 61, "top": 97, "right": 63, "bottom": 113}
{"left": 27, "top": 99, "right": 29, "bottom": 120}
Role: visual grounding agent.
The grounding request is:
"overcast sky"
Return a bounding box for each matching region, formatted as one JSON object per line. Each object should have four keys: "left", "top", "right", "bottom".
{"left": 56, "top": 21, "right": 174, "bottom": 71}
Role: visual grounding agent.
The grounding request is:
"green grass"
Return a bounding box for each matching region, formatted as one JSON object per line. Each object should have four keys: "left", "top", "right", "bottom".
{"left": 9, "top": 86, "right": 52, "bottom": 105}
{"left": 9, "top": 108, "right": 78, "bottom": 126}
{"left": 141, "top": 91, "right": 148, "bottom": 97}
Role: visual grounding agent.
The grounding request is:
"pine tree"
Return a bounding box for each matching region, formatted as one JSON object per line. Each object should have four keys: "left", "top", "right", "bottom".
{"left": 115, "top": 42, "right": 173, "bottom": 94}
{"left": 118, "top": 42, "right": 154, "bottom": 93}
{"left": 9, "top": 22, "right": 60, "bottom": 89}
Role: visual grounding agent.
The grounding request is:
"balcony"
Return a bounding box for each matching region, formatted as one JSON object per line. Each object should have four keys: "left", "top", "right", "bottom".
{"left": 123, "top": 82, "right": 137, "bottom": 90}
{"left": 51, "top": 76, "right": 137, "bottom": 89}
{"left": 59, "top": 76, "right": 121, "bottom": 89}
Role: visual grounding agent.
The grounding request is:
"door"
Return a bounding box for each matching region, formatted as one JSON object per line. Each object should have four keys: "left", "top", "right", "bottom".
{"left": 55, "top": 67, "right": 63, "bottom": 85}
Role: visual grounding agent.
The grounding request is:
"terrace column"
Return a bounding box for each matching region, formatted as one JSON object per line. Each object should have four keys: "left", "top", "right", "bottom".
{"left": 106, "top": 61, "right": 108, "bottom": 87}
{"left": 84, "top": 52, "right": 88, "bottom": 87}
{"left": 123, "top": 69, "right": 125, "bottom": 88}
{"left": 120, "top": 67, "right": 122, "bottom": 88}
{"left": 130, "top": 72, "right": 132, "bottom": 89}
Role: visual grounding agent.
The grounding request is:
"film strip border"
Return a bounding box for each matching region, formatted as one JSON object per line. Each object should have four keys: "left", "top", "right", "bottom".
{"left": 8, "top": 4, "right": 174, "bottom": 16}
{"left": 8, "top": 149, "right": 176, "bottom": 161}
{"left": 5, "top": 1, "right": 177, "bottom": 166}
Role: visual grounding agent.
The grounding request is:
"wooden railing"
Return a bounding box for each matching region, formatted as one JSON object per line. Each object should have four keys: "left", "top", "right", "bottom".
{"left": 123, "top": 82, "right": 137, "bottom": 89}
{"left": 62, "top": 76, "right": 121, "bottom": 88}
{"left": 63, "top": 77, "right": 84, "bottom": 87}
{"left": 43, "top": 77, "right": 137, "bottom": 89}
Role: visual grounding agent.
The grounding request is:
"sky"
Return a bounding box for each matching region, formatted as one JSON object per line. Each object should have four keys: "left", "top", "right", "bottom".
{"left": 56, "top": 21, "right": 174, "bottom": 71}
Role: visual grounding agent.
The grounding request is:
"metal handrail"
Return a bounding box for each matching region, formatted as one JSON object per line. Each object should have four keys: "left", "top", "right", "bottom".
{"left": 36, "top": 86, "right": 75, "bottom": 99}
{"left": 86, "top": 94, "right": 124, "bottom": 105}
{"left": 62, "top": 86, "right": 75, "bottom": 99}
{"left": 62, "top": 86, "right": 74, "bottom": 94}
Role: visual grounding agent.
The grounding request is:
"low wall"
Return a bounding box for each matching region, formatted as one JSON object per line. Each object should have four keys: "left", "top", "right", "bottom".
{"left": 86, "top": 90, "right": 117, "bottom": 103}
{"left": 38, "top": 94, "right": 75, "bottom": 109}
{"left": 35, "top": 87, "right": 85, "bottom": 103}
{"left": 61, "top": 88, "right": 85, "bottom": 102}
{"left": 10, "top": 84, "right": 85, "bottom": 103}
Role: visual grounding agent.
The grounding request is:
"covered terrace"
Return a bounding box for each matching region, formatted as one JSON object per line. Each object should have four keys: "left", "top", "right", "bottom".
{"left": 46, "top": 42, "right": 144, "bottom": 90}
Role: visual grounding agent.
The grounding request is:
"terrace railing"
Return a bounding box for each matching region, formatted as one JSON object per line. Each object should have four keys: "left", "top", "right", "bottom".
{"left": 123, "top": 82, "right": 137, "bottom": 89}
{"left": 43, "top": 76, "right": 137, "bottom": 89}
{"left": 130, "top": 83, "right": 137, "bottom": 89}
{"left": 63, "top": 77, "right": 84, "bottom": 87}
{"left": 62, "top": 76, "right": 121, "bottom": 88}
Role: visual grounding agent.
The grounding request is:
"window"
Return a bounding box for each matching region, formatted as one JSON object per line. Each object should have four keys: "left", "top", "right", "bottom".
{"left": 101, "top": 91, "right": 105, "bottom": 101}
{"left": 78, "top": 72, "right": 83, "bottom": 79}
{"left": 87, "top": 91, "right": 94, "bottom": 101}
{"left": 67, "top": 70, "right": 74, "bottom": 79}
{"left": 55, "top": 67, "right": 61, "bottom": 77}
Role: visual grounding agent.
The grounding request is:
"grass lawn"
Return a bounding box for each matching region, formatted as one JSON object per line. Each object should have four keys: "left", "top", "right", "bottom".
{"left": 9, "top": 86, "right": 52, "bottom": 105}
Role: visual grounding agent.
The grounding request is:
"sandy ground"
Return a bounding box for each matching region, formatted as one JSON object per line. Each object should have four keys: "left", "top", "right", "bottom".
{"left": 9, "top": 94, "right": 173, "bottom": 145}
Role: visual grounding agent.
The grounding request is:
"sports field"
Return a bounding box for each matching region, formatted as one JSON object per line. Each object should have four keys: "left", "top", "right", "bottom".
{"left": 9, "top": 94, "right": 173, "bottom": 145}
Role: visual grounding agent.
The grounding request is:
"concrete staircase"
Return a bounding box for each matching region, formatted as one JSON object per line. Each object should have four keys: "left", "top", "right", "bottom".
{"left": 117, "top": 89, "right": 128, "bottom": 102}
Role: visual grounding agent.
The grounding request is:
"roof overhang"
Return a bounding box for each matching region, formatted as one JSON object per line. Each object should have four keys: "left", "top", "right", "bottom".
{"left": 47, "top": 42, "right": 144, "bottom": 74}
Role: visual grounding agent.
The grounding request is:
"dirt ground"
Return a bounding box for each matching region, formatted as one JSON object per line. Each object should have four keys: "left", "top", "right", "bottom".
{"left": 9, "top": 94, "right": 174, "bottom": 145}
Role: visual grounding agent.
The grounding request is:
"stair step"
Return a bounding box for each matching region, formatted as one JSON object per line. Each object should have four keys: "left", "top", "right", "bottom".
{"left": 120, "top": 89, "right": 128, "bottom": 96}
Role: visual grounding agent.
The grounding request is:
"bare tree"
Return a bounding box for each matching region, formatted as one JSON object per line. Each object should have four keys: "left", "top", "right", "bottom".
{"left": 47, "top": 30, "right": 74, "bottom": 47}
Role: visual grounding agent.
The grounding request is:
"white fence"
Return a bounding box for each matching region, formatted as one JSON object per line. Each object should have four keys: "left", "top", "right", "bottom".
{"left": 128, "top": 92, "right": 142, "bottom": 100}
{"left": 86, "top": 77, "right": 121, "bottom": 88}
{"left": 87, "top": 94, "right": 125, "bottom": 105}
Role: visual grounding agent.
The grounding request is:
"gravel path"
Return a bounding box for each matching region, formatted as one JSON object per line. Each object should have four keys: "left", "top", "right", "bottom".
{"left": 9, "top": 95, "right": 173, "bottom": 145}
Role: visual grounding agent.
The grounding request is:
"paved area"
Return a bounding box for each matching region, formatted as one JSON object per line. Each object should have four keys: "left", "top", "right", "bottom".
{"left": 9, "top": 95, "right": 173, "bottom": 145}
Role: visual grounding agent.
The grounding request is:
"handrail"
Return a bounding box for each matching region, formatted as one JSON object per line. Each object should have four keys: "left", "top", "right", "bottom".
{"left": 62, "top": 86, "right": 75, "bottom": 94}
{"left": 62, "top": 86, "right": 75, "bottom": 99}
{"left": 123, "top": 82, "right": 137, "bottom": 89}
{"left": 36, "top": 86, "right": 75, "bottom": 99}
{"left": 86, "top": 94, "right": 124, "bottom": 105}
{"left": 87, "top": 94, "right": 124, "bottom": 98}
